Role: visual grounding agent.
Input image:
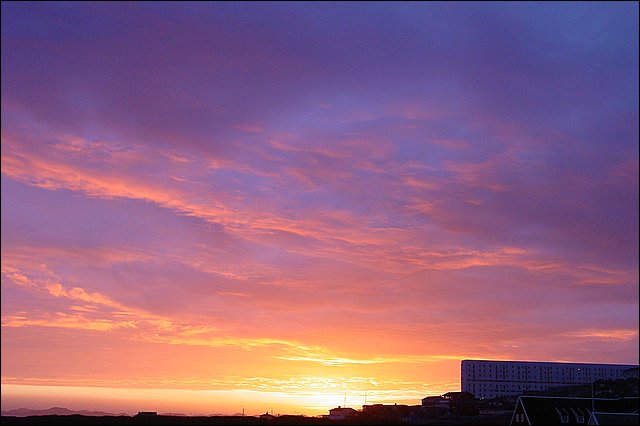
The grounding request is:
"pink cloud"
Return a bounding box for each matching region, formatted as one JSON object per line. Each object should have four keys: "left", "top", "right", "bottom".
{"left": 1, "top": 2, "right": 637, "bottom": 415}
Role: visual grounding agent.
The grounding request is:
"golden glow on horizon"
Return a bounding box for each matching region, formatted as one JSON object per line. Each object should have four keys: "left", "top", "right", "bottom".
{"left": 0, "top": 383, "right": 452, "bottom": 416}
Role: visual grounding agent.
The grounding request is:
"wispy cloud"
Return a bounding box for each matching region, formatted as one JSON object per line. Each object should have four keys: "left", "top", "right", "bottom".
{"left": 560, "top": 329, "right": 639, "bottom": 341}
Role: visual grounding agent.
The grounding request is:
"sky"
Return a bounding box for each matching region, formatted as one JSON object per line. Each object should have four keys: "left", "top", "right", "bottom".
{"left": 1, "top": 1, "right": 638, "bottom": 417}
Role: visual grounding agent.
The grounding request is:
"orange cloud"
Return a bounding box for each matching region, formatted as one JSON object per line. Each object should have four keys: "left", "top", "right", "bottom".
{"left": 2, "top": 313, "right": 136, "bottom": 331}
{"left": 560, "top": 329, "right": 638, "bottom": 341}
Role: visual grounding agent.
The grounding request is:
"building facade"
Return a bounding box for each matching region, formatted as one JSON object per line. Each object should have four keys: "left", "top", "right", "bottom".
{"left": 328, "top": 406, "right": 358, "bottom": 420}
{"left": 462, "top": 360, "right": 638, "bottom": 399}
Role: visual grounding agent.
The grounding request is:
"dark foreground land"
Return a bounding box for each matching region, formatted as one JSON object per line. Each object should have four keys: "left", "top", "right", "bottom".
{"left": 1, "top": 413, "right": 512, "bottom": 426}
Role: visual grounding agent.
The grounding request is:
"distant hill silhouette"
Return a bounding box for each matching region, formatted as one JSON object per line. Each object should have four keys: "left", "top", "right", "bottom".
{"left": 1, "top": 407, "right": 129, "bottom": 417}
{"left": 0, "top": 414, "right": 335, "bottom": 425}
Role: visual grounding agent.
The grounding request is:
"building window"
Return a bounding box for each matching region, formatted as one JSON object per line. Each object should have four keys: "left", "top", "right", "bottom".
{"left": 560, "top": 414, "right": 569, "bottom": 423}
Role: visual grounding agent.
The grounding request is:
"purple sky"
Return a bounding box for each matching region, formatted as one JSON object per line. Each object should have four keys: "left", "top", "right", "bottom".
{"left": 1, "top": 1, "right": 638, "bottom": 415}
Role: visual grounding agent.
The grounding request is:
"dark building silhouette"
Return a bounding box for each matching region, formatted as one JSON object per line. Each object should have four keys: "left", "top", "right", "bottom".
{"left": 510, "top": 396, "right": 639, "bottom": 425}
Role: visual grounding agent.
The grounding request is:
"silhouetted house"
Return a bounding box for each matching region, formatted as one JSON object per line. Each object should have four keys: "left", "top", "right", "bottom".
{"left": 442, "top": 391, "right": 474, "bottom": 400}
{"left": 477, "top": 396, "right": 518, "bottom": 415}
{"left": 259, "top": 412, "right": 276, "bottom": 420}
{"left": 422, "top": 395, "right": 450, "bottom": 417}
{"left": 328, "top": 406, "right": 358, "bottom": 421}
{"left": 509, "top": 396, "right": 639, "bottom": 425}
{"left": 463, "top": 360, "right": 638, "bottom": 399}
{"left": 421, "top": 392, "right": 478, "bottom": 417}
{"left": 134, "top": 411, "right": 158, "bottom": 417}
{"left": 587, "top": 412, "right": 640, "bottom": 425}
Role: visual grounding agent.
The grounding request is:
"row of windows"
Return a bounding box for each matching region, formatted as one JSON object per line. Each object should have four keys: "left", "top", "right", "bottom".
{"left": 471, "top": 384, "right": 543, "bottom": 389}
{"left": 466, "top": 367, "right": 626, "bottom": 373}
{"left": 465, "top": 369, "right": 627, "bottom": 378}
{"left": 464, "top": 362, "right": 631, "bottom": 372}
{"left": 467, "top": 372, "right": 608, "bottom": 380}
{"left": 470, "top": 384, "right": 545, "bottom": 390}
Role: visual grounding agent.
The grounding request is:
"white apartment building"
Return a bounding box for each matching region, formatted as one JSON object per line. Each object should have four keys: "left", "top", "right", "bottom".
{"left": 461, "top": 359, "right": 638, "bottom": 399}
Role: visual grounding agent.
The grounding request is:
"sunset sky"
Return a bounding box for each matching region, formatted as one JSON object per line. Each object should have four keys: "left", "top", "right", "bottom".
{"left": 1, "top": 1, "right": 638, "bottom": 417}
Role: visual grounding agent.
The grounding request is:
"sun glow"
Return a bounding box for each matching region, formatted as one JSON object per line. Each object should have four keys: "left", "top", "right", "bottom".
{"left": 0, "top": 383, "right": 428, "bottom": 416}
